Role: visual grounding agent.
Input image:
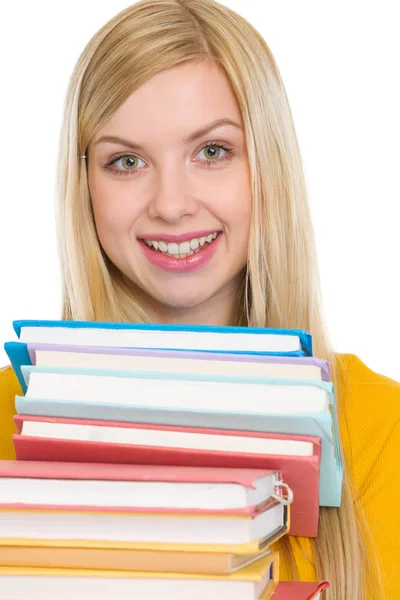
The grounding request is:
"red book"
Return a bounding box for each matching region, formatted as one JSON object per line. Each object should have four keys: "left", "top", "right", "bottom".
{"left": 0, "top": 459, "right": 283, "bottom": 514}
{"left": 13, "top": 414, "right": 321, "bottom": 536}
{"left": 273, "top": 581, "right": 330, "bottom": 598}
{"left": 0, "top": 460, "right": 290, "bottom": 553}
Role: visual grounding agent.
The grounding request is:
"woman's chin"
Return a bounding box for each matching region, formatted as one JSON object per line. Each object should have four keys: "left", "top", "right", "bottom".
{"left": 149, "top": 287, "right": 216, "bottom": 311}
{"left": 120, "top": 269, "right": 219, "bottom": 311}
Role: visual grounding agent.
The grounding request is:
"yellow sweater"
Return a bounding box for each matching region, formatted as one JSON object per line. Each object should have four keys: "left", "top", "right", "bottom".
{"left": 0, "top": 353, "right": 399, "bottom": 596}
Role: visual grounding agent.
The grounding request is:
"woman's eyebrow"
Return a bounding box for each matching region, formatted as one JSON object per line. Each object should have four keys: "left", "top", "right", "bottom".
{"left": 182, "top": 117, "right": 242, "bottom": 144}
{"left": 93, "top": 117, "right": 242, "bottom": 151}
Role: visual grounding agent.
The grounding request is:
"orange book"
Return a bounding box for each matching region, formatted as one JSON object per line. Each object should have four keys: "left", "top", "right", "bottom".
{"left": 0, "top": 542, "right": 272, "bottom": 575}
{"left": 0, "top": 551, "right": 279, "bottom": 600}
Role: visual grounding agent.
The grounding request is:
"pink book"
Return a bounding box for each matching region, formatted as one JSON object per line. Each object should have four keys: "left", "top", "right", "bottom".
{"left": 13, "top": 414, "right": 321, "bottom": 536}
{"left": 0, "top": 459, "right": 283, "bottom": 516}
{"left": 273, "top": 581, "right": 330, "bottom": 598}
{"left": 0, "top": 459, "right": 278, "bottom": 484}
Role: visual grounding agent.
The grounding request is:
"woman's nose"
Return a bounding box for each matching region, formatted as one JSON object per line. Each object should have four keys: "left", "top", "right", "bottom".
{"left": 147, "top": 168, "right": 198, "bottom": 223}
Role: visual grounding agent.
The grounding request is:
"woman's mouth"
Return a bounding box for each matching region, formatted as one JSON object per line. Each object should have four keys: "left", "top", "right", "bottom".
{"left": 141, "top": 231, "right": 221, "bottom": 259}
{"left": 137, "top": 231, "right": 223, "bottom": 272}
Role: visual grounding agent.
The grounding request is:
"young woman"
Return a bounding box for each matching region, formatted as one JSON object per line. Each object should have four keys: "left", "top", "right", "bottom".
{"left": 1, "top": 1, "right": 399, "bottom": 598}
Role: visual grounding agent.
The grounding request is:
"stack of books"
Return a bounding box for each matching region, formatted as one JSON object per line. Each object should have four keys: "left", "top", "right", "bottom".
{"left": 0, "top": 319, "right": 340, "bottom": 599}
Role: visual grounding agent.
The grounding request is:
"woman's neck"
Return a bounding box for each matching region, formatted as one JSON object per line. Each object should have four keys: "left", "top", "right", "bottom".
{"left": 148, "top": 300, "right": 235, "bottom": 327}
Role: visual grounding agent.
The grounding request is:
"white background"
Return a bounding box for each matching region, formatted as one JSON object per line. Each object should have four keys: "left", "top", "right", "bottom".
{"left": 0, "top": 1, "right": 399, "bottom": 379}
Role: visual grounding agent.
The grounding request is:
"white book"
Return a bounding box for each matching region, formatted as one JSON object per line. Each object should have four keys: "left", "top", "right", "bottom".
{"left": 0, "top": 503, "right": 283, "bottom": 546}
{"left": 20, "top": 420, "right": 314, "bottom": 457}
{"left": 0, "top": 469, "right": 278, "bottom": 511}
{"left": 19, "top": 324, "right": 302, "bottom": 353}
{"left": 23, "top": 369, "right": 329, "bottom": 415}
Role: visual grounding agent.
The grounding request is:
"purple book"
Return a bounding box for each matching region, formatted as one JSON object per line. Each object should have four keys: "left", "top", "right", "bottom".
{"left": 27, "top": 342, "right": 330, "bottom": 381}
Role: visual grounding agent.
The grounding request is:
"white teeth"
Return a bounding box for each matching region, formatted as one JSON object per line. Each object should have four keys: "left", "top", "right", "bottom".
{"left": 144, "top": 232, "right": 219, "bottom": 258}
{"left": 167, "top": 242, "right": 179, "bottom": 255}
{"left": 179, "top": 241, "right": 190, "bottom": 254}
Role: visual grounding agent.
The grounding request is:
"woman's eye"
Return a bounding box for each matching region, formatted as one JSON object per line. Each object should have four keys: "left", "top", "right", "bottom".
{"left": 101, "top": 142, "right": 234, "bottom": 177}
{"left": 118, "top": 156, "right": 144, "bottom": 170}
{"left": 103, "top": 154, "right": 146, "bottom": 176}
{"left": 196, "top": 143, "right": 232, "bottom": 164}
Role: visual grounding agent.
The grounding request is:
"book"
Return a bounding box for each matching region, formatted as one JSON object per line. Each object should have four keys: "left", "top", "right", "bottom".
{"left": 273, "top": 580, "right": 330, "bottom": 598}
{"left": 0, "top": 551, "right": 279, "bottom": 600}
{"left": 0, "top": 529, "right": 288, "bottom": 556}
{"left": 0, "top": 460, "right": 284, "bottom": 512}
{"left": 13, "top": 319, "right": 313, "bottom": 354}
{"left": 13, "top": 415, "right": 316, "bottom": 456}
{"left": 0, "top": 500, "right": 287, "bottom": 549}
{"left": 20, "top": 366, "right": 330, "bottom": 416}
{"left": 0, "top": 461, "right": 290, "bottom": 548}
{"left": 0, "top": 541, "right": 273, "bottom": 574}
{"left": 25, "top": 342, "right": 331, "bottom": 380}
{"left": 13, "top": 415, "right": 321, "bottom": 537}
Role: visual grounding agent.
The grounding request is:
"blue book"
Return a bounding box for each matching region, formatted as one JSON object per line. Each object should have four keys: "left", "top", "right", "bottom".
{"left": 6, "top": 320, "right": 313, "bottom": 393}
{"left": 17, "top": 364, "right": 342, "bottom": 507}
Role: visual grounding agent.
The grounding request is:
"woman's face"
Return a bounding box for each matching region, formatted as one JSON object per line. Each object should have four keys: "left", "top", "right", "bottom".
{"left": 88, "top": 60, "right": 252, "bottom": 323}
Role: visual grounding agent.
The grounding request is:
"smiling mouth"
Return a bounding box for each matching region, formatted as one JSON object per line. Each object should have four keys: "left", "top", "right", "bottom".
{"left": 140, "top": 231, "right": 222, "bottom": 259}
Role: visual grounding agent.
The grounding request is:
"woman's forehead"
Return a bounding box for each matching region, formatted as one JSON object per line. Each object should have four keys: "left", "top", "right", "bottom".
{"left": 94, "top": 61, "right": 242, "bottom": 140}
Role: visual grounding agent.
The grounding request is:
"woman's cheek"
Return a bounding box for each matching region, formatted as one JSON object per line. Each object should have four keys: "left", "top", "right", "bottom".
{"left": 92, "top": 188, "right": 138, "bottom": 234}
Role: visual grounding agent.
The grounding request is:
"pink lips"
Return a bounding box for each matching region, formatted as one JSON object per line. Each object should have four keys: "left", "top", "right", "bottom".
{"left": 138, "top": 232, "right": 222, "bottom": 273}
{"left": 138, "top": 230, "right": 221, "bottom": 243}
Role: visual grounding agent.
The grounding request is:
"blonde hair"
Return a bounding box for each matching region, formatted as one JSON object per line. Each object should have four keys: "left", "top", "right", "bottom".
{"left": 56, "top": 1, "right": 382, "bottom": 597}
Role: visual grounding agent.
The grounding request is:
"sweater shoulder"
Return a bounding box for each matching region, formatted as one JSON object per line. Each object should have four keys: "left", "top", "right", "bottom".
{"left": 338, "top": 352, "right": 400, "bottom": 412}
{"left": 335, "top": 351, "right": 400, "bottom": 438}
{"left": 340, "top": 352, "right": 400, "bottom": 386}
{"left": 335, "top": 352, "right": 400, "bottom": 492}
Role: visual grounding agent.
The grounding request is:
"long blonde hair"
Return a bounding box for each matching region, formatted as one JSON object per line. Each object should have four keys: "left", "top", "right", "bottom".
{"left": 55, "top": 1, "right": 382, "bottom": 597}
